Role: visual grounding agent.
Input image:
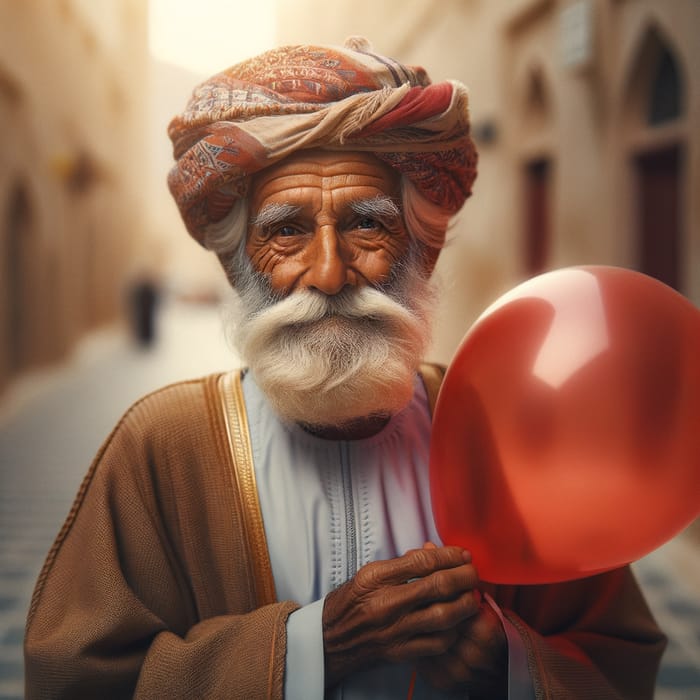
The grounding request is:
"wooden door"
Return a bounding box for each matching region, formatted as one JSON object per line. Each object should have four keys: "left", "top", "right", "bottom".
{"left": 634, "top": 145, "right": 682, "bottom": 290}
{"left": 524, "top": 159, "right": 550, "bottom": 275}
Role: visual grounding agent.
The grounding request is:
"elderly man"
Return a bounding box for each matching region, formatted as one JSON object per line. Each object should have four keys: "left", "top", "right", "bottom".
{"left": 25, "top": 39, "right": 665, "bottom": 699}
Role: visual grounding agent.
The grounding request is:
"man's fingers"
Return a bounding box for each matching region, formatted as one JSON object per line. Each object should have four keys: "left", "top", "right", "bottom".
{"left": 406, "top": 563, "right": 480, "bottom": 603}
{"left": 388, "top": 629, "right": 459, "bottom": 662}
{"left": 355, "top": 546, "right": 472, "bottom": 589}
{"left": 350, "top": 563, "right": 478, "bottom": 629}
{"left": 398, "top": 589, "right": 482, "bottom": 635}
{"left": 414, "top": 603, "right": 509, "bottom": 697}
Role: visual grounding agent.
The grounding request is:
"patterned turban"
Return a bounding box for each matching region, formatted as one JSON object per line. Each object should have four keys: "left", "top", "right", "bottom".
{"left": 167, "top": 37, "right": 478, "bottom": 247}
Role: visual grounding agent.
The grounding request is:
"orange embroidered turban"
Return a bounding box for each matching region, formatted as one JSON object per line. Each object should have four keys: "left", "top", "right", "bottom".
{"left": 167, "top": 38, "right": 478, "bottom": 247}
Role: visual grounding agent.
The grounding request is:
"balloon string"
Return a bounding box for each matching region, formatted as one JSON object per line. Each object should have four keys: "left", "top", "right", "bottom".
{"left": 407, "top": 668, "right": 417, "bottom": 700}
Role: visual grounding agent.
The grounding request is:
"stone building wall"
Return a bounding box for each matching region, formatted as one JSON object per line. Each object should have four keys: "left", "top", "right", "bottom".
{"left": 0, "top": 0, "right": 150, "bottom": 393}
{"left": 276, "top": 0, "right": 700, "bottom": 364}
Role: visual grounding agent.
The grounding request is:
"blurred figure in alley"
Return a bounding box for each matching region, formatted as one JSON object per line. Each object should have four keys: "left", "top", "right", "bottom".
{"left": 126, "top": 268, "right": 161, "bottom": 349}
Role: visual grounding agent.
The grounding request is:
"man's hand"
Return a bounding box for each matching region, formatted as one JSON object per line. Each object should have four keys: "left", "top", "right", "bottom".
{"left": 413, "top": 600, "right": 508, "bottom": 698}
{"left": 414, "top": 542, "right": 508, "bottom": 698}
{"left": 322, "top": 545, "right": 481, "bottom": 688}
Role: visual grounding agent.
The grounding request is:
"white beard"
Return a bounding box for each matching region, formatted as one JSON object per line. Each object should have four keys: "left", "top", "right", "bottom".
{"left": 226, "top": 250, "right": 437, "bottom": 428}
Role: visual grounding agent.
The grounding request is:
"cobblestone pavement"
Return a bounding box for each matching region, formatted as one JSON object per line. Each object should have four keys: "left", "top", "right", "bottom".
{"left": 1, "top": 300, "right": 699, "bottom": 699}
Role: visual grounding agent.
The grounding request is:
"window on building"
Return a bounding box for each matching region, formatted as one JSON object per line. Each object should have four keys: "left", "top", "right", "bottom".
{"left": 524, "top": 159, "right": 551, "bottom": 275}
{"left": 624, "top": 26, "right": 687, "bottom": 291}
{"left": 647, "top": 47, "right": 682, "bottom": 126}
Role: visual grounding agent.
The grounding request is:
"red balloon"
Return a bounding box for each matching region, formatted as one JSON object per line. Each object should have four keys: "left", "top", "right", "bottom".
{"left": 430, "top": 266, "right": 700, "bottom": 584}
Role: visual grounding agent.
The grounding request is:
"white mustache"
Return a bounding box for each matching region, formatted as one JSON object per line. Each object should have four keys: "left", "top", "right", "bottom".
{"left": 240, "top": 286, "right": 422, "bottom": 350}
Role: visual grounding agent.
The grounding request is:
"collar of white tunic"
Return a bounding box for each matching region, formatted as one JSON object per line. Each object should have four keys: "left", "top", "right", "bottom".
{"left": 241, "top": 370, "right": 442, "bottom": 605}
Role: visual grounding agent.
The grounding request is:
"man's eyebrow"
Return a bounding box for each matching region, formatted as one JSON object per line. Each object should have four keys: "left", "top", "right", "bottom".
{"left": 348, "top": 196, "right": 401, "bottom": 220}
{"left": 250, "top": 202, "right": 303, "bottom": 228}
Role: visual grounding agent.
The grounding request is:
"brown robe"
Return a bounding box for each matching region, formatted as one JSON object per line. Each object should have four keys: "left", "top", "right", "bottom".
{"left": 24, "top": 373, "right": 666, "bottom": 699}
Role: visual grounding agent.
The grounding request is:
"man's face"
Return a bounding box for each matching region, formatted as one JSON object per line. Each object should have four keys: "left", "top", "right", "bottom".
{"left": 231, "top": 149, "right": 436, "bottom": 429}
{"left": 246, "top": 149, "right": 411, "bottom": 297}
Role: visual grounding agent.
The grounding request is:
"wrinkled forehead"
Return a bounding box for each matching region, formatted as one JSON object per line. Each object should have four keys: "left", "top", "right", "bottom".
{"left": 249, "top": 149, "right": 402, "bottom": 212}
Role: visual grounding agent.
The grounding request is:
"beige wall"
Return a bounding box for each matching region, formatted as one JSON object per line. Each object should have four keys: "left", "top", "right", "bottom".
{"left": 2, "top": 1, "right": 695, "bottom": 389}
{"left": 0, "top": 0, "right": 151, "bottom": 392}
{"left": 276, "top": 0, "right": 700, "bottom": 364}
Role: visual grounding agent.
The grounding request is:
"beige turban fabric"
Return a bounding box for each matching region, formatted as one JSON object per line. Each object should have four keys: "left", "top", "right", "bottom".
{"left": 167, "top": 37, "right": 478, "bottom": 247}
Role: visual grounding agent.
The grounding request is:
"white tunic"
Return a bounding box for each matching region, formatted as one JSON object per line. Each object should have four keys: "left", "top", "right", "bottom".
{"left": 243, "top": 371, "right": 532, "bottom": 700}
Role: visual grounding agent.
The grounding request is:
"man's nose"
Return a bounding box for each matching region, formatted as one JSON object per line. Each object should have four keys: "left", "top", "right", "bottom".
{"left": 301, "top": 228, "right": 351, "bottom": 295}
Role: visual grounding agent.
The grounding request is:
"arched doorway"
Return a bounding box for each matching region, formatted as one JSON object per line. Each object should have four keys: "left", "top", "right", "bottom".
{"left": 521, "top": 68, "right": 554, "bottom": 275}
{"left": 634, "top": 144, "right": 682, "bottom": 290}
{"left": 625, "top": 26, "right": 686, "bottom": 290}
{"left": 3, "top": 182, "right": 34, "bottom": 372}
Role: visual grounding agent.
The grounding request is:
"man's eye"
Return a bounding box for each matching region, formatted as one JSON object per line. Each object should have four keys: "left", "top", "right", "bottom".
{"left": 356, "top": 217, "right": 380, "bottom": 230}
{"left": 276, "top": 225, "right": 300, "bottom": 237}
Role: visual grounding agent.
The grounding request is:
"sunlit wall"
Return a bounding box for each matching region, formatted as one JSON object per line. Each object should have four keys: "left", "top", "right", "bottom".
{"left": 276, "top": 0, "right": 700, "bottom": 364}
{"left": 2, "top": 0, "right": 698, "bottom": 391}
{"left": 0, "top": 1, "right": 150, "bottom": 392}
